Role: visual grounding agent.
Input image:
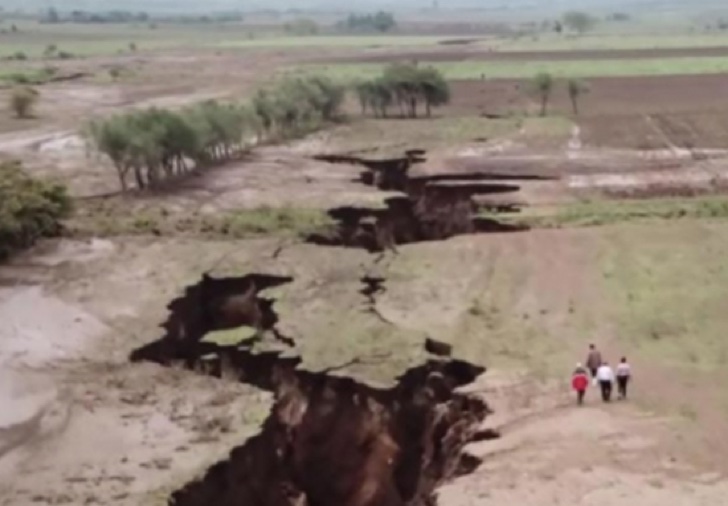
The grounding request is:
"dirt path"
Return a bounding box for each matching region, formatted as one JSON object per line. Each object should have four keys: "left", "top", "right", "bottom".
{"left": 440, "top": 371, "right": 728, "bottom": 506}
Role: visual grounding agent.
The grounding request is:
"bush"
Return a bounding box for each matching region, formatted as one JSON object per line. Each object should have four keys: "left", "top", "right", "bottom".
{"left": 0, "top": 162, "right": 72, "bottom": 260}
{"left": 9, "top": 86, "right": 39, "bottom": 119}
{"left": 43, "top": 44, "right": 58, "bottom": 58}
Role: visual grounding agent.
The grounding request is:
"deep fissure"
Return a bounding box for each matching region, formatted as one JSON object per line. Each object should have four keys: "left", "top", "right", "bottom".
{"left": 307, "top": 151, "right": 546, "bottom": 252}
{"left": 131, "top": 273, "right": 492, "bottom": 506}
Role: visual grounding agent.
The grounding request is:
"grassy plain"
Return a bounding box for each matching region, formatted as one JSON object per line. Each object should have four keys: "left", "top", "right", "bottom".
{"left": 501, "top": 197, "right": 728, "bottom": 229}
{"left": 320, "top": 115, "right": 573, "bottom": 155}
{"left": 295, "top": 56, "right": 728, "bottom": 81}
{"left": 487, "top": 33, "right": 728, "bottom": 51}
{"left": 0, "top": 21, "right": 464, "bottom": 58}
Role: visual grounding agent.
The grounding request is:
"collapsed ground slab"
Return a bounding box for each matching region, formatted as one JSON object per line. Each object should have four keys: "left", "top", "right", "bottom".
{"left": 130, "top": 269, "right": 492, "bottom": 506}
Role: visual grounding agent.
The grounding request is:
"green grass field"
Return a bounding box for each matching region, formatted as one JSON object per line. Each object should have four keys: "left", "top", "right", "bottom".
{"left": 5, "top": 18, "right": 728, "bottom": 60}
{"left": 598, "top": 221, "right": 728, "bottom": 371}
{"left": 0, "top": 21, "right": 469, "bottom": 58}
{"left": 294, "top": 56, "right": 728, "bottom": 81}
{"left": 215, "top": 35, "right": 462, "bottom": 49}
{"left": 487, "top": 33, "right": 728, "bottom": 52}
{"left": 502, "top": 197, "right": 728, "bottom": 229}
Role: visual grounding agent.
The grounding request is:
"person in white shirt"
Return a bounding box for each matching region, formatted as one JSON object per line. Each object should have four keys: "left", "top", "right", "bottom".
{"left": 616, "top": 357, "right": 631, "bottom": 400}
{"left": 596, "top": 361, "right": 615, "bottom": 402}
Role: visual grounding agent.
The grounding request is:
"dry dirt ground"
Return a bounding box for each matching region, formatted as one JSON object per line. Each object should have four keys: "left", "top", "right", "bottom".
{"left": 316, "top": 46, "right": 728, "bottom": 64}
{"left": 441, "top": 76, "right": 728, "bottom": 150}
{"left": 3, "top": 43, "right": 728, "bottom": 506}
{"left": 4, "top": 227, "right": 728, "bottom": 505}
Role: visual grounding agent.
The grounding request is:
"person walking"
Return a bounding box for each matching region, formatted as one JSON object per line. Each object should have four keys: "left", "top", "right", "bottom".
{"left": 571, "top": 363, "right": 589, "bottom": 405}
{"left": 596, "top": 361, "right": 615, "bottom": 402}
{"left": 616, "top": 357, "right": 631, "bottom": 400}
{"left": 586, "top": 344, "right": 602, "bottom": 382}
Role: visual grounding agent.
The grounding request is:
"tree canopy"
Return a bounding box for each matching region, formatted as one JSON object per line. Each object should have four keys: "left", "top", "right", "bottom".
{"left": 86, "top": 76, "right": 345, "bottom": 192}
{"left": 0, "top": 161, "right": 71, "bottom": 260}
{"left": 354, "top": 63, "right": 450, "bottom": 118}
{"left": 340, "top": 12, "right": 397, "bottom": 33}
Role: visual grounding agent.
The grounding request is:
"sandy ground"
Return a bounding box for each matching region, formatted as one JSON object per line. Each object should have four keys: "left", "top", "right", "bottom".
{"left": 442, "top": 371, "right": 728, "bottom": 506}
{"left": 0, "top": 238, "right": 275, "bottom": 505}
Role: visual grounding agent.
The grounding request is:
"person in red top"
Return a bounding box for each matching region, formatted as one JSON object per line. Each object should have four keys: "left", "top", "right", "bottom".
{"left": 572, "top": 363, "right": 589, "bottom": 405}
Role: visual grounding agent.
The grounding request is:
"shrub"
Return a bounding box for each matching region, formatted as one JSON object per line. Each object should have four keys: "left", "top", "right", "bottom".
{"left": 0, "top": 162, "right": 72, "bottom": 260}
{"left": 9, "top": 86, "right": 39, "bottom": 119}
{"left": 43, "top": 44, "right": 58, "bottom": 58}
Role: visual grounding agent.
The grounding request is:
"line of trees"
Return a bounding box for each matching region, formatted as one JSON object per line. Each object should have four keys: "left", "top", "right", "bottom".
{"left": 85, "top": 76, "right": 344, "bottom": 192}
{"left": 354, "top": 63, "right": 450, "bottom": 119}
{"left": 40, "top": 8, "right": 245, "bottom": 24}
{"left": 339, "top": 12, "right": 397, "bottom": 33}
{"left": 0, "top": 161, "right": 71, "bottom": 261}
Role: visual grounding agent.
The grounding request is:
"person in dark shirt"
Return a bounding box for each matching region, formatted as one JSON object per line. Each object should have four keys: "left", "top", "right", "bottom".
{"left": 585, "top": 344, "right": 602, "bottom": 379}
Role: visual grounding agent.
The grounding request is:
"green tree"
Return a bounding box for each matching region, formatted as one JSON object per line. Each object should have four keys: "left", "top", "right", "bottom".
{"left": 86, "top": 75, "right": 342, "bottom": 192}
{"left": 9, "top": 86, "right": 38, "bottom": 119}
{"left": 418, "top": 67, "right": 451, "bottom": 117}
{"left": 567, "top": 78, "right": 589, "bottom": 115}
{"left": 562, "top": 11, "right": 596, "bottom": 34}
{"left": 86, "top": 115, "right": 135, "bottom": 191}
{"left": 529, "top": 72, "right": 554, "bottom": 117}
{"left": 0, "top": 162, "right": 71, "bottom": 260}
{"left": 355, "top": 65, "right": 450, "bottom": 119}
{"left": 342, "top": 12, "right": 396, "bottom": 33}
{"left": 383, "top": 62, "right": 422, "bottom": 117}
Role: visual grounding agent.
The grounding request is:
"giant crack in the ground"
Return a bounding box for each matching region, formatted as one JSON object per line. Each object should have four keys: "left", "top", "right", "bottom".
{"left": 306, "top": 151, "right": 551, "bottom": 252}
{"left": 131, "top": 272, "right": 493, "bottom": 506}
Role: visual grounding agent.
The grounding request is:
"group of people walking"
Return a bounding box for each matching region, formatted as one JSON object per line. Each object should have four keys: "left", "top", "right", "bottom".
{"left": 571, "top": 344, "right": 631, "bottom": 405}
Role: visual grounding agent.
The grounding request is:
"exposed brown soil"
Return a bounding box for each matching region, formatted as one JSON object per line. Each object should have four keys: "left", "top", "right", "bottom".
{"left": 169, "top": 355, "right": 488, "bottom": 506}
{"left": 442, "top": 76, "right": 728, "bottom": 149}
{"left": 5, "top": 36, "right": 728, "bottom": 506}
{"left": 316, "top": 46, "right": 728, "bottom": 64}
{"left": 131, "top": 273, "right": 294, "bottom": 367}
{"left": 131, "top": 272, "right": 490, "bottom": 506}
{"left": 305, "top": 151, "right": 561, "bottom": 252}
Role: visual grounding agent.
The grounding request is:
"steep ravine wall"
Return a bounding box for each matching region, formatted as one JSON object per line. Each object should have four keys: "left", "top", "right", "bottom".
{"left": 131, "top": 273, "right": 492, "bottom": 506}
{"left": 169, "top": 357, "right": 488, "bottom": 506}
{"left": 306, "top": 151, "right": 549, "bottom": 252}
